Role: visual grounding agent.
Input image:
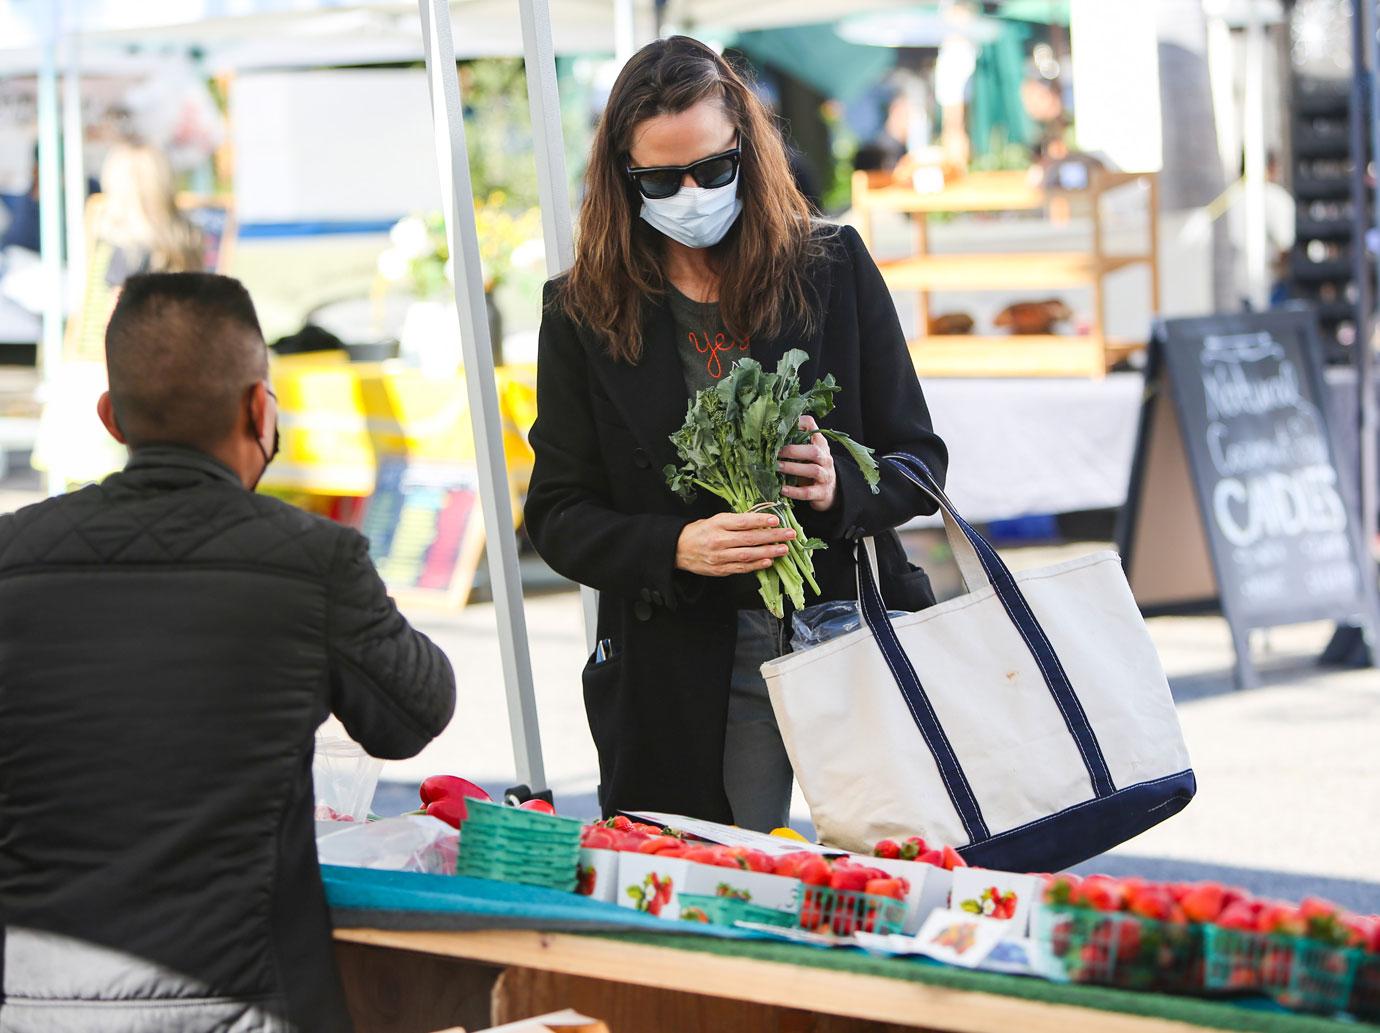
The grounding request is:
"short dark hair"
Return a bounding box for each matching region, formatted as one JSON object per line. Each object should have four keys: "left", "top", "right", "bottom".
{"left": 105, "top": 272, "right": 267, "bottom": 451}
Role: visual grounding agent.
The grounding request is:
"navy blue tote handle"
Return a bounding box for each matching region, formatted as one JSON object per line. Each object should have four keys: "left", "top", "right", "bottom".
{"left": 852, "top": 453, "right": 1118, "bottom": 848}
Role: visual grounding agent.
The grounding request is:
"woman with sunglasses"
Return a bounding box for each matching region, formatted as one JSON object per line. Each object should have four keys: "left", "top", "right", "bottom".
{"left": 525, "top": 36, "right": 947, "bottom": 831}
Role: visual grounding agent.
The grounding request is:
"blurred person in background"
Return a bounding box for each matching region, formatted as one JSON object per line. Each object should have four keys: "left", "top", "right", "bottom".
{"left": 93, "top": 137, "right": 204, "bottom": 281}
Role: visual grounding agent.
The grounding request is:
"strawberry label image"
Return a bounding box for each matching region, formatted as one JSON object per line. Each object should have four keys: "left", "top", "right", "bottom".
{"left": 680, "top": 906, "right": 711, "bottom": 923}
{"left": 627, "top": 872, "right": 674, "bottom": 916}
{"left": 715, "top": 882, "right": 752, "bottom": 902}
{"left": 576, "top": 865, "right": 597, "bottom": 897}
{"left": 960, "top": 886, "right": 1018, "bottom": 920}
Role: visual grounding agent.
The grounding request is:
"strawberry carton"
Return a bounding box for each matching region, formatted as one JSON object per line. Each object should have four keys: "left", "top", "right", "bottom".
{"left": 576, "top": 848, "right": 619, "bottom": 904}
{"left": 616, "top": 851, "right": 801, "bottom": 921}
{"left": 859, "top": 856, "right": 950, "bottom": 935}
{"left": 864, "top": 837, "right": 969, "bottom": 934}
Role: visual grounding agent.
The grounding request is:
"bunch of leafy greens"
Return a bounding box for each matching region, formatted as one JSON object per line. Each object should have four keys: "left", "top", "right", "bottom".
{"left": 664, "top": 349, "right": 880, "bottom": 618}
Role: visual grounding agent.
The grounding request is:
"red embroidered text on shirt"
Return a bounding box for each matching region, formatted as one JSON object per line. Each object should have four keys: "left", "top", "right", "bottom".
{"left": 691, "top": 330, "right": 749, "bottom": 379}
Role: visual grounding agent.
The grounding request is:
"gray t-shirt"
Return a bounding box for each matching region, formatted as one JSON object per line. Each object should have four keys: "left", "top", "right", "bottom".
{"left": 665, "top": 284, "right": 751, "bottom": 395}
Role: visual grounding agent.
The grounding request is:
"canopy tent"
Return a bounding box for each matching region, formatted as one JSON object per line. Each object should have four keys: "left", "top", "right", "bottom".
{"left": 0, "top": 0, "right": 916, "bottom": 791}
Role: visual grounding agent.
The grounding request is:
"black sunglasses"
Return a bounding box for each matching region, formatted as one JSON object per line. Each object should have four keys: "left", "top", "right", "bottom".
{"left": 626, "top": 146, "right": 741, "bottom": 200}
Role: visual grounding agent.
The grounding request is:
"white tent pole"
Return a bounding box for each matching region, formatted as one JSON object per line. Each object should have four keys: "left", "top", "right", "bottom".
{"left": 518, "top": 0, "right": 600, "bottom": 654}
{"left": 37, "top": 0, "right": 65, "bottom": 498}
{"left": 1242, "top": 0, "right": 1268, "bottom": 311}
{"left": 62, "top": 30, "right": 86, "bottom": 310}
{"left": 418, "top": 0, "right": 546, "bottom": 791}
{"left": 1365, "top": 0, "right": 1380, "bottom": 550}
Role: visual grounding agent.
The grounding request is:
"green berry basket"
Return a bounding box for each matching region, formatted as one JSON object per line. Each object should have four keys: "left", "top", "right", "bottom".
{"left": 678, "top": 893, "right": 798, "bottom": 930}
{"left": 799, "top": 886, "right": 906, "bottom": 937}
{"left": 1203, "top": 926, "right": 1362, "bottom": 1016}
{"left": 455, "top": 800, "right": 583, "bottom": 892}
{"left": 1350, "top": 954, "right": 1380, "bottom": 1022}
{"left": 1034, "top": 905, "right": 1203, "bottom": 993}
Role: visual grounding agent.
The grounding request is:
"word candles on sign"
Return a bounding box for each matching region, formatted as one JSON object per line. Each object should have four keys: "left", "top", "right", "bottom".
{"left": 1119, "top": 308, "right": 1379, "bottom": 689}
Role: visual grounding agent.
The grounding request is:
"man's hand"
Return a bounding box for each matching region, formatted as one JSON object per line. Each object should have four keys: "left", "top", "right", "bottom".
{"left": 675, "top": 512, "right": 796, "bottom": 577}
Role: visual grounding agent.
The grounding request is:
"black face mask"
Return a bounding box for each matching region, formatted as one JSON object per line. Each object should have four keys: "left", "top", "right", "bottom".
{"left": 249, "top": 390, "right": 280, "bottom": 491}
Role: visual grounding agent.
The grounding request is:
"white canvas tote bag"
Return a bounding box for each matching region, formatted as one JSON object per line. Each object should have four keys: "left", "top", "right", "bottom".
{"left": 762, "top": 453, "right": 1195, "bottom": 872}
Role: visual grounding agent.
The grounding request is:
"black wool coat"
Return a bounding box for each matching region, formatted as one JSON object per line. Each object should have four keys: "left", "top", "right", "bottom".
{"left": 524, "top": 223, "right": 948, "bottom": 823}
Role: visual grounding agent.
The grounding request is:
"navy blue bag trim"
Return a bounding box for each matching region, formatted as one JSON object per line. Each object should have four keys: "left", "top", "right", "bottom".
{"left": 881, "top": 452, "right": 1117, "bottom": 799}
{"left": 958, "top": 769, "right": 1197, "bottom": 873}
{"left": 856, "top": 544, "right": 991, "bottom": 843}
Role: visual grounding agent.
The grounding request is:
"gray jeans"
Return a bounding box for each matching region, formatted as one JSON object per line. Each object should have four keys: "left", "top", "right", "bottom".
{"left": 722, "top": 609, "right": 794, "bottom": 832}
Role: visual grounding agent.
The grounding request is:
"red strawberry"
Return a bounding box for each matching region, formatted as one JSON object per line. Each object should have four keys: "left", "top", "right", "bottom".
{"left": 873, "top": 839, "right": 902, "bottom": 860}
{"left": 1043, "top": 874, "right": 1082, "bottom": 906}
{"left": 864, "top": 877, "right": 906, "bottom": 901}
{"left": 419, "top": 775, "right": 490, "bottom": 806}
{"left": 581, "top": 826, "right": 616, "bottom": 851}
{"left": 1077, "top": 875, "right": 1127, "bottom": 913}
{"left": 637, "top": 835, "right": 683, "bottom": 855}
{"left": 742, "top": 850, "right": 775, "bottom": 874}
{"left": 798, "top": 855, "right": 832, "bottom": 887}
{"left": 424, "top": 795, "right": 467, "bottom": 828}
{"left": 917, "top": 848, "right": 946, "bottom": 868}
{"left": 682, "top": 845, "right": 722, "bottom": 866}
{"left": 772, "top": 852, "right": 809, "bottom": 878}
{"left": 518, "top": 799, "right": 555, "bottom": 814}
{"left": 605, "top": 815, "right": 634, "bottom": 832}
{"left": 830, "top": 864, "right": 871, "bottom": 893}
{"left": 1217, "top": 900, "right": 1260, "bottom": 932}
{"left": 1180, "top": 883, "right": 1226, "bottom": 924}
{"left": 941, "top": 845, "right": 966, "bottom": 871}
{"left": 1127, "top": 887, "right": 1173, "bottom": 923}
{"left": 1257, "top": 902, "right": 1304, "bottom": 937}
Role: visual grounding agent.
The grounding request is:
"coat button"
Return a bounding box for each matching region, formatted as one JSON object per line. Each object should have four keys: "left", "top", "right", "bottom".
{"left": 639, "top": 588, "right": 651, "bottom": 603}
{"left": 632, "top": 448, "right": 651, "bottom": 469}
{"left": 650, "top": 590, "right": 665, "bottom": 606}
{"left": 634, "top": 600, "right": 653, "bottom": 621}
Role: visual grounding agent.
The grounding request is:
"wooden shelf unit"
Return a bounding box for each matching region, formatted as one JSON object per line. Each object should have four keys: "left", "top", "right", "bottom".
{"left": 853, "top": 168, "right": 1161, "bottom": 379}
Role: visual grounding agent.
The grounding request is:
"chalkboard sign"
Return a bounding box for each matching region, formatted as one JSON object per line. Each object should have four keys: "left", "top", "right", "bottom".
{"left": 1119, "top": 308, "right": 1379, "bottom": 688}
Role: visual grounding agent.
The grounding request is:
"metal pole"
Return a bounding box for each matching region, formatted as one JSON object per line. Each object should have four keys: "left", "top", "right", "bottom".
{"left": 37, "top": 0, "right": 64, "bottom": 497}
{"left": 1354, "top": 0, "right": 1378, "bottom": 555}
{"left": 518, "top": 0, "right": 600, "bottom": 653}
{"left": 1243, "top": 0, "right": 1269, "bottom": 310}
{"left": 614, "top": 0, "right": 637, "bottom": 64}
{"left": 61, "top": 30, "right": 86, "bottom": 309}
{"left": 418, "top": 0, "right": 546, "bottom": 790}
{"left": 1363, "top": 0, "right": 1380, "bottom": 554}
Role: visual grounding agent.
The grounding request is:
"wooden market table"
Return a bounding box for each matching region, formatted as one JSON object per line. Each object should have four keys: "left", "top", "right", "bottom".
{"left": 332, "top": 926, "right": 1362, "bottom": 1033}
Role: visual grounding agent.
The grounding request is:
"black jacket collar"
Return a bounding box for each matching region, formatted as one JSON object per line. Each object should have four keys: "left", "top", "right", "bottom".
{"left": 124, "top": 445, "right": 243, "bottom": 487}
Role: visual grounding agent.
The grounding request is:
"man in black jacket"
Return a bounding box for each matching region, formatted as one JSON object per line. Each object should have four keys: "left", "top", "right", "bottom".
{"left": 0, "top": 273, "right": 456, "bottom": 1033}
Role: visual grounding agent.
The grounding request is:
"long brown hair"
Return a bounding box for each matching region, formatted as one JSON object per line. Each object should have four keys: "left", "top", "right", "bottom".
{"left": 558, "top": 36, "right": 822, "bottom": 363}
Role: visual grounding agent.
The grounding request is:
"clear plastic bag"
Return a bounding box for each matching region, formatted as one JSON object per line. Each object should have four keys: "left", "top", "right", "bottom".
{"left": 790, "top": 600, "right": 907, "bottom": 653}
{"left": 311, "top": 729, "right": 383, "bottom": 822}
{"left": 316, "top": 815, "right": 458, "bottom": 875}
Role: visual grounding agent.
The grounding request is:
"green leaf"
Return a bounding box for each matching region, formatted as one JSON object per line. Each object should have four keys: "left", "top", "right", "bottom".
{"left": 822, "top": 429, "right": 881, "bottom": 494}
{"left": 960, "top": 900, "right": 983, "bottom": 914}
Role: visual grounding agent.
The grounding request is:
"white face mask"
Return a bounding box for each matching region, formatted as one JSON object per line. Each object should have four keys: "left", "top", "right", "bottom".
{"left": 639, "top": 180, "right": 743, "bottom": 249}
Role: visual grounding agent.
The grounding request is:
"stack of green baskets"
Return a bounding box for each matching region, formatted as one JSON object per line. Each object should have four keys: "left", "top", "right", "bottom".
{"left": 457, "top": 799, "right": 584, "bottom": 892}
{"left": 678, "top": 893, "right": 797, "bottom": 930}
{"left": 1035, "top": 905, "right": 1203, "bottom": 993}
{"left": 1203, "top": 926, "right": 1362, "bottom": 1016}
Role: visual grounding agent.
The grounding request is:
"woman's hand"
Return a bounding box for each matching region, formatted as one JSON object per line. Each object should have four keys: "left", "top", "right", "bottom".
{"left": 778, "top": 415, "right": 837, "bottom": 512}
{"left": 675, "top": 512, "right": 796, "bottom": 577}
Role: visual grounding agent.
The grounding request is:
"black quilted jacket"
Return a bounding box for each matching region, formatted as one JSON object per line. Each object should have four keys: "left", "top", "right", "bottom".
{"left": 0, "top": 446, "right": 456, "bottom": 1033}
